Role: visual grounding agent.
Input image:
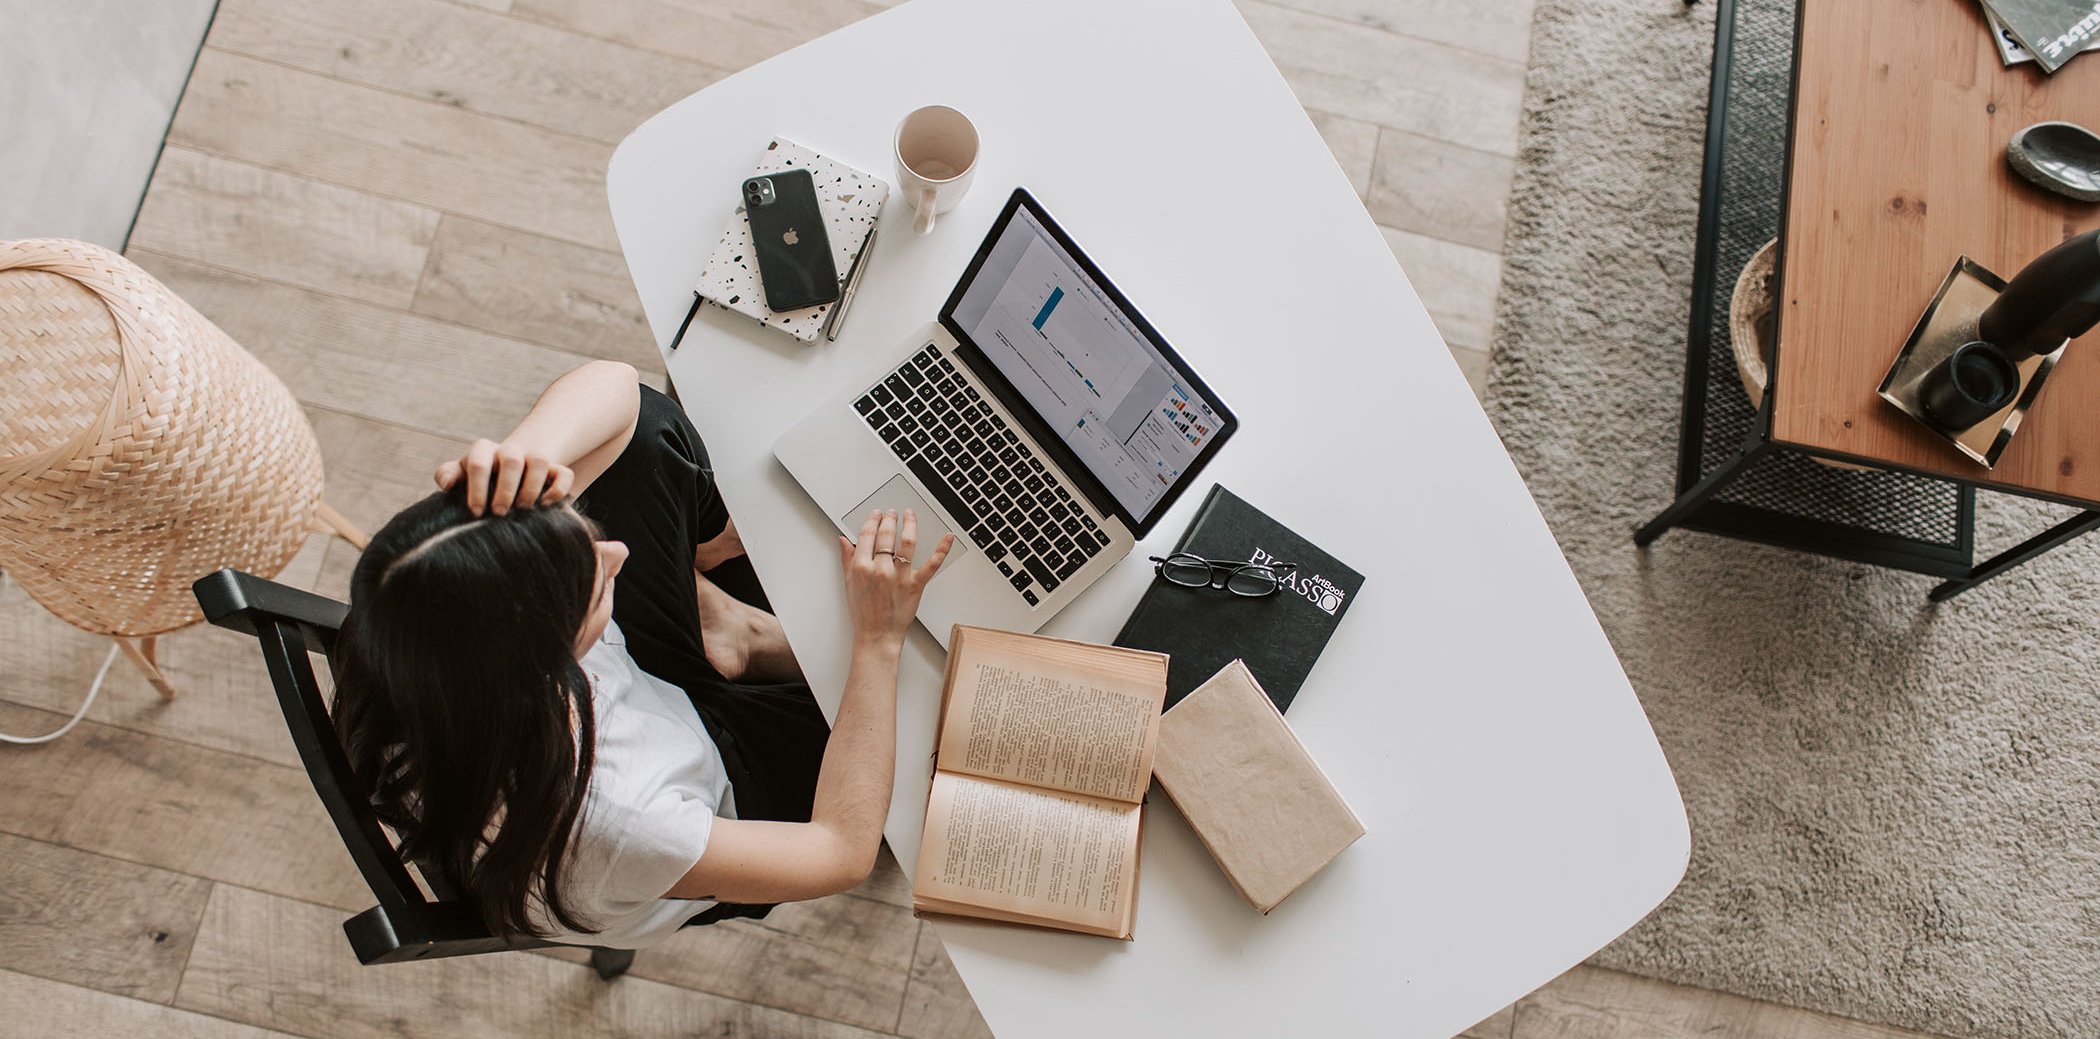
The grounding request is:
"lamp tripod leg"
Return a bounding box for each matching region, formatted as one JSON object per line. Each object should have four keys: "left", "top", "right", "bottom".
{"left": 314, "top": 500, "right": 370, "bottom": 550}
{"left": 115, "top": 636, "right": 177, "bottom": 701}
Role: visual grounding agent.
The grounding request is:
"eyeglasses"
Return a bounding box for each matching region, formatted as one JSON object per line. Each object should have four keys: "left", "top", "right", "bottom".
{"left": 1147, "top": 553, "right": 1298, "bottom": 597}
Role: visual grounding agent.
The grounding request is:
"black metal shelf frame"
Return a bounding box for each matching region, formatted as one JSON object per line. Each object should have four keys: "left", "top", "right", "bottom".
{"left": 1634, "top": 0, "right": 2097, "bottom": 599}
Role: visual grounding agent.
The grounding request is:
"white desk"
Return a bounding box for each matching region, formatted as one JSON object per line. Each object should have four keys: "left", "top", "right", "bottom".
{"left": 609, "top": 1, "right": 1688, "bottom": 1034}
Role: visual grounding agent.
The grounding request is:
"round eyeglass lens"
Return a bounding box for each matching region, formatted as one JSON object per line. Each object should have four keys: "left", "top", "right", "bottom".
{"left": 1224, "top": 567, "right": 1280, "bottom": 596}
{"left": 1159, "top": 556, "right": 1213, "bottom": 587}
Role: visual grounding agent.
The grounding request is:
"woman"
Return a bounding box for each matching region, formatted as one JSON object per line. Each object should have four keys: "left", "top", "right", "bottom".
{"left": 333, "top": 360, "right": 951, "bottom": 947}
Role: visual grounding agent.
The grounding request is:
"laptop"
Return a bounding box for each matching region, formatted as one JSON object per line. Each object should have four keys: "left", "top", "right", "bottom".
{"left": 775, "top": 188, "right": 1237, "bottom": 647}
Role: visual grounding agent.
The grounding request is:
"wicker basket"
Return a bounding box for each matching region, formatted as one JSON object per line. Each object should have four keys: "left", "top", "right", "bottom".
{"left": 1730, "top": 239, "right": 1869, "bottom": 471}
{"left": 1730, "top": 239, "right": 1780, "bottom": 410}
{"left": 0, "top": 239, "right": 355, "bottom": 696}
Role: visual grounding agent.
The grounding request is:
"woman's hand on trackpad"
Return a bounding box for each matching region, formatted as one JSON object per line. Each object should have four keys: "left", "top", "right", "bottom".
{"left": 838, "top": 508, "right": 954, "bottom": 648}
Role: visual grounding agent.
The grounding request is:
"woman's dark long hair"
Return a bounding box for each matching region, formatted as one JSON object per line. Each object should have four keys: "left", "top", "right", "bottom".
{"left": 333, "top": 485, "right": 602, "bottom": 938}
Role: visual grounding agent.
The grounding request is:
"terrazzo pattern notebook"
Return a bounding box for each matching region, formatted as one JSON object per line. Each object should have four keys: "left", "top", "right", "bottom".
{"left": 695, "top": 139, "right": 888, "bottom": 342}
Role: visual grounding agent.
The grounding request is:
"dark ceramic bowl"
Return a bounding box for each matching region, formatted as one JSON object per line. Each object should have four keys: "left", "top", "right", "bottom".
{"left": 2008, "top": 121, "right": 2100, "bottom": 203}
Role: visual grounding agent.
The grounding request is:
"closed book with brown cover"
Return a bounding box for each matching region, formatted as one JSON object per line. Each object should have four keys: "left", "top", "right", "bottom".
{"left": 1152, "top": 660, "right": 1364, "bottom": 914}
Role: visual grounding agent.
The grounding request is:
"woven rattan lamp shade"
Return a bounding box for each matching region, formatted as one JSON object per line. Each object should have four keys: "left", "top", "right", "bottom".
{"left": 0, "top": 238, "right": 326, "bottom": 644}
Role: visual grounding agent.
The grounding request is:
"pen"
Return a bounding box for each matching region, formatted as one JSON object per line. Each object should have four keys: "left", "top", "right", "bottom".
{"left": 667, "top": 292, "right": 703, "bottom": 352}
{"left": 825, "top": 226, "right": 879, "bottom": 342}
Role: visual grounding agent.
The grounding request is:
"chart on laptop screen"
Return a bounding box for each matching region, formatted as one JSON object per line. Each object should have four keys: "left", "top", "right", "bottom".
{"left": 950, "top": 208, "right": 1221, "bottom": 521}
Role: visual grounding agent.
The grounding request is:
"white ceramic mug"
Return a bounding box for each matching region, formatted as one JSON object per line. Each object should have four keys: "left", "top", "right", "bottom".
{"left": 895, "top": 105, "right": 978, "bottom": 235}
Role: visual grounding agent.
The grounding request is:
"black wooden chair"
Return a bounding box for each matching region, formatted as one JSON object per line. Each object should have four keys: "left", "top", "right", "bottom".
{"left": 192, "top": 568, "right": 648, "bottom": 979}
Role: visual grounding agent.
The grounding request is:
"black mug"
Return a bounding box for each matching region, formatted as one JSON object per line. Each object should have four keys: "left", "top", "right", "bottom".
{"left": 1917, "top": 340, "right": 2020, "bottom": 431}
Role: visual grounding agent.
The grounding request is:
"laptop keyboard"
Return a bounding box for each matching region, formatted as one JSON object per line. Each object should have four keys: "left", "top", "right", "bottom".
{"left": 854, "top": 344, "right": 1114, "bottom": 607}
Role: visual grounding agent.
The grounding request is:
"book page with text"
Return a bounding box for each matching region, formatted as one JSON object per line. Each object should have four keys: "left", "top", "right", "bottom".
{"left": 913, "top": 772, "right": 1140, "bottom": 936}
{"left": 937, "top": 627, "right": 1166, "bottom": 804}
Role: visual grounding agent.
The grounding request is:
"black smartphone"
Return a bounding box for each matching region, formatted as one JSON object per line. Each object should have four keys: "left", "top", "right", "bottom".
{"left": 742, "top": 169, "right": 839, "bottom": 312}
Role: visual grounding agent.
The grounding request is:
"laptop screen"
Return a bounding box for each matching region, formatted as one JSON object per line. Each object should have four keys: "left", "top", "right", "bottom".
{"left": 941, "top": 191, "right": 1234, "bottom": 530}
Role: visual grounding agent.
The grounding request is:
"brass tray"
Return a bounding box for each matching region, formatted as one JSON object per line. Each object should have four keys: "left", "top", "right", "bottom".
{"left": 1877, "top": 256, "right": 2068, "bottom": 468}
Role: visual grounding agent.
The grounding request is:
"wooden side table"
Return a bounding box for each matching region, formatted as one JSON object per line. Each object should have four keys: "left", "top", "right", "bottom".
{"left": 1640, "top": 0, "right": 2100, "bottom": 600}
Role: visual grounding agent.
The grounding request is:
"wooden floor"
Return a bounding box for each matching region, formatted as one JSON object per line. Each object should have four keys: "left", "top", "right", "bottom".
{"left": 0, "top": 1, "right": 1951, "bottom": 1037}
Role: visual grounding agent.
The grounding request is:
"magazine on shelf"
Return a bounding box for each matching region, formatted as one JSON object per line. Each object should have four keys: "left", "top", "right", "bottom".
{"left": 1981, "top": 0, "right": 2100, "bottom": 72}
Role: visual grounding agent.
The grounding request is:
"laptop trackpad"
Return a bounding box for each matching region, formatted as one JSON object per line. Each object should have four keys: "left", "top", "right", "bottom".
{"left": 841, "top": 476, "right": 963, "bottom": 569}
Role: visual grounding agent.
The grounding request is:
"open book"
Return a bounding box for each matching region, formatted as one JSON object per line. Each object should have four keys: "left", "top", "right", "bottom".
{"left": 912, "top": 625, "right": 1169, "bottom": 939}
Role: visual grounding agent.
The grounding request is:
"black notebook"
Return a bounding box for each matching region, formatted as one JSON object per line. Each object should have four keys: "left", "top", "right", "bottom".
{"left": 1114, "top": 485, "right": 1364, "bottom": 713}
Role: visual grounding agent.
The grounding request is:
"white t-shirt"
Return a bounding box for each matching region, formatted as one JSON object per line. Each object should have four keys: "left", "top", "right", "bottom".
{"left": 530, "top": 620, "right": 735, "bottom": 948}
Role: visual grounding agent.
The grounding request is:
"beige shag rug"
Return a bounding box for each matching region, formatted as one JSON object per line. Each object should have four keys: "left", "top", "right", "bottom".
{"left": 1483, "top": 1, "right": 2100, "bottom": 1036}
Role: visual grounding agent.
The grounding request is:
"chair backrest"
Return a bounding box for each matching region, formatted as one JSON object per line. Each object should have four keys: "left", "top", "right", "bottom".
{"left": 192, "top": 568, "right": 557, "bottom": 964}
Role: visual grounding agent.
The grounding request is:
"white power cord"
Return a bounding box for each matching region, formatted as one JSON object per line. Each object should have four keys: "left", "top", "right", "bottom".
{"left": 0, "top": 570, "right": 120, "bottom": 745}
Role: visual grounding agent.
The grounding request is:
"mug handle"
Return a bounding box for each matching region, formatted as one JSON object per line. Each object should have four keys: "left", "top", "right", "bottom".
{"left": 914, "top": 187, "right": 937, "bottom": 235}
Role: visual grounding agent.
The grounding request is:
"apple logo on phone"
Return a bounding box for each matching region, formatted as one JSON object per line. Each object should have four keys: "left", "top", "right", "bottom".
{"left": 783, "top": 228, "right": 800, "bottom": 246}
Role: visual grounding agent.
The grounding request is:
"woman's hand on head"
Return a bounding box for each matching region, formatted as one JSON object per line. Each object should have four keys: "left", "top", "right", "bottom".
{"left": 838, "top": 509, "right": 954, "bottom": 648}
{"left": 434, "top": 438, "right": 576, "bottom": 516}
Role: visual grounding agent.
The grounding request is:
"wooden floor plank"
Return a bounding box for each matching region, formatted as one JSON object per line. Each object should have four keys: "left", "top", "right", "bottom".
{"left": 131, "top": 250, "right": 609, "bottom": 444}
{"left": 410, "top": 215, "right": 664, "bottom": 374}
{"left": 169, "top": 49, "right": 619, "bottom": 251}
{"left": 852, "top": 843, "right": 914, "bottom": 908}
{"left": 1258, "top": 0, "right": 1536, "bottom": 64}
{"left": 1367, "top": 127, "right": 1514, "bottom": 252}
{"left": 1381, "top": 225, "right": 1505, "bottom": 353}
{"left": 1460, "top": 1002, "right": 1518, "bottom": 1039}
{"left": 1308, "top": 109, "right": 1380, "bottom": 200}
{"left": 129, "top": 148, "right": 439, "bottom": 309}
{"left": 1237, "top": 0, "right": 1526, "bottom": 156}
{"left": 893, "top": 922, "right": 992, "bottom": 1039}
{"left": 305, "top": 404, "right": 483, "bottom": 537}
{"left": 176, "top": 885, "right": 893, "bottom": 1039}
{"left": 0, "top": 834, "right": 213, "bottom": 1004}
{"left": 508, "top": 0, "right": 881, "bottom": 72}
{"left": 1452, "top": 344, "right": 1490, "bottom": 399}
{"left": 0, "top": 702, "right": 369, "bottom": 914}
{"left": 304, "top": 407, "right": 476, "bottom": 558}
{"left": 0, "top": 969, "right": 299, "bottom": 1039}
{"left": 1513, "top": 967, "right": 1947, "bottom": 1039}
{"left": 206, "top": 0, "right": 723, "bottom": 144}
{"left": 540, "top": 891, "right": 917, "bottom": 1034}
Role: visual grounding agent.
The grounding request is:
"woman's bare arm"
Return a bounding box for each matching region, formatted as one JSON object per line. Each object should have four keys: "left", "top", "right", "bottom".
{"left": 666, "top": 509, "right": 954, "bottom": 903}
{"left": 434, "top": 360, "right": 641, "bottom": 514}
{"left": 664, "top": 636, "right": 902, "bottom": 902}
